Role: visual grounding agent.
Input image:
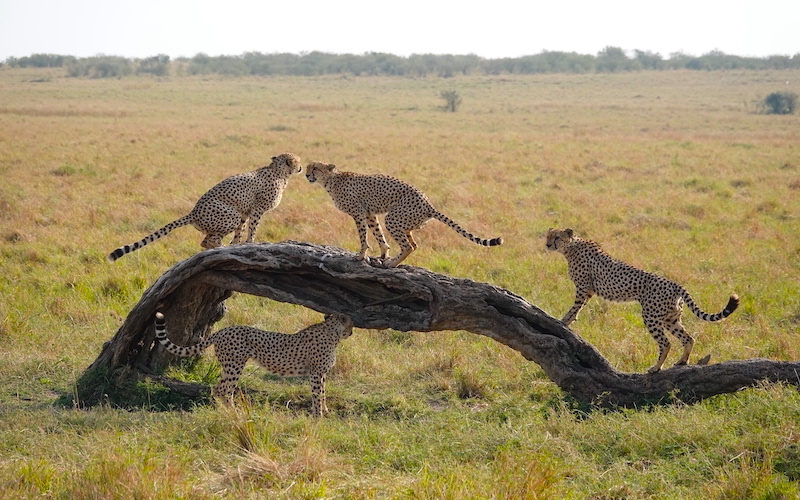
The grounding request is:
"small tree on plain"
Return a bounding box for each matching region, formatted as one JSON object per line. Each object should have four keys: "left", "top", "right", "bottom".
{"left": 763, "top": 91, "right": 797, "bottom": 115}
{"left": 440, "top": 90, "right": 462, "bottom": 112}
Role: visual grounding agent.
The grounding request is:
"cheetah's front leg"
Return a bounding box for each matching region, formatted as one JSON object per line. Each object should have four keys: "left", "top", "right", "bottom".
{"left": 309, "top": 372, "right": 327, "bottom": 417}
{"left": 562, "top": 289, "right": 593, "bottom": 326}
{"left": 353, "top": 215, "right": 372, "bottom": 260}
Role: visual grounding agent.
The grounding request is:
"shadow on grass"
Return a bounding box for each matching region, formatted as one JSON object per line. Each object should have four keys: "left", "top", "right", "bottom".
{"left": 59, "top": 365, "right": 436, "bottom": 420}
{"left": 56, "top": 367, "right": 213, "bottom": 411}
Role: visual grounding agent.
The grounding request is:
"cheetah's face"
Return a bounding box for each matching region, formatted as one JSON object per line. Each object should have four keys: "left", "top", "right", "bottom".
{"left": 271, "top": 153, "right": 303, "bottom": 175}
{"left": 323, "top": 312, "right": 354, "bottom": 339}
{"left": 546, "top": 228, "right": 574, "bottom": 252}
{"left": 306, "top": 162, "right": 336, "bottom": 183}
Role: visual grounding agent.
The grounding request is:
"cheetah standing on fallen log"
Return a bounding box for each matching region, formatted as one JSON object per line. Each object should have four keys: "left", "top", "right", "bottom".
{"left": 546, "top": 228, "right": 739, "bottom": 373}
{"left": 305, "top": 161, "right": 503, "bottom": 268}
{"left": 108, "top": 152, "right": 302, "bottom": 261}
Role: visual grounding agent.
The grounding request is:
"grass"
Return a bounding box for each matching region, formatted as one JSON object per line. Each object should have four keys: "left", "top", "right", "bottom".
{"left": 1, "top": 66, "right": 799, "bottom": 497}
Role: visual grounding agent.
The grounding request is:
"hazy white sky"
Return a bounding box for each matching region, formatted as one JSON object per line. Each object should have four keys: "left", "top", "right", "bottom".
{"left": 1, "top": 0, "right": 798, "bottom": 61}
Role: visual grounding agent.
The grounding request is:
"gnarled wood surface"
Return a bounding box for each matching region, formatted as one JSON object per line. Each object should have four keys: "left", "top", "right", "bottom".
{"left": 82, "top": 241, "right": 800, "bottom": 408}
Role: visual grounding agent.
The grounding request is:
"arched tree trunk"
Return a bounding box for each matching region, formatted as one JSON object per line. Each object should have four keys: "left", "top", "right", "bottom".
{"left": 79, "top": 241, "right": 800, "bottom": 409}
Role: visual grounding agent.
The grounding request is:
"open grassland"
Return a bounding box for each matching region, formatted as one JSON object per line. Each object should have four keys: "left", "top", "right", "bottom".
{"left": 1, "top": 67, "right": 799, "bottom": 498}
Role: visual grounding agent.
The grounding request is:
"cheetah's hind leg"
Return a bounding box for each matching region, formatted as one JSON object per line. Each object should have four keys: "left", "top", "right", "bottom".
{"left": 201, "top": 233, "right": 225, "bottom": 249}
{"left": 382, "top": 214, "right": 417, "bottom": 268}
{"left": 665, "top": 316, "right": 695, "bottom": 367}
{"left": 229, "top": 217, "right": 247, "bottom": 245}
{"left": 382, "top": 229, "right": 418, "bottom": 268}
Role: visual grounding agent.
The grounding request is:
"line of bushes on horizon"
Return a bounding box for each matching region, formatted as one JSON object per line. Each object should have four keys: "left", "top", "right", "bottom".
{"left": 4, "top": 47, "right": 800, "bottom": 78}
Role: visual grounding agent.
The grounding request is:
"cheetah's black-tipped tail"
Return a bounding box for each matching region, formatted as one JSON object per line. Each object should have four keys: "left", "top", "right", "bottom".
{"left": 723, "top": 294, "right": 740, "bottom": 316}
{"left": 153, "top": 311, "right": 211, "bottom": 357}
{"left": 154, "top": 312, "right": 167, "bottom": 338}
{"left": 107, "top": 215, "right": 193, "bottom": 262}
{"left": 683, "top": 290, "right": 740, "bottom": 322}
{"left": 432, "top": 211, "right": 503, "bottom": 248}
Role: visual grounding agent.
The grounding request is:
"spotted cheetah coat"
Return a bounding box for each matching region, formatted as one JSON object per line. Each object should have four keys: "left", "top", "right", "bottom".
{"left": 154, "top": 312, "right": 354, "bottom": 416}
{"left": 108, "top": 152, "right": 302, "bottom": 261}
{"left": 306, "top": 161, "right": 502, "bottom": 267}
{"left": 546, "top": 228, "right": 738, "bottom": 373}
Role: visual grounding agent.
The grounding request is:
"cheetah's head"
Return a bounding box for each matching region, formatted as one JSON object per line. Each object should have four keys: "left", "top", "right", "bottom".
{"left": 269, "top": 152, "right": 302, "bottom": 176}
{"left": 305, "top": 161, "right": 337, "bottom": 183}
{"left": 323, "top": 312, "right": 354, "bottom": 339}
{"left": 545, "top": 228, "right": 574, "bottom": 252}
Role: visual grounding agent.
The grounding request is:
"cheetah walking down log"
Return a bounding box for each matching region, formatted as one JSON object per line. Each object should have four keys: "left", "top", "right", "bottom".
{"left": 154, "top": 311, "right": 354, "bottom": 416}
{"left": 545, "top": 228, "right": 739, "bottom": 373}
{"left": 305, "top": 161, "right": 503, "bottom": 268}
{"left": 108, "top": 153, "right": 302, "bottom": 262}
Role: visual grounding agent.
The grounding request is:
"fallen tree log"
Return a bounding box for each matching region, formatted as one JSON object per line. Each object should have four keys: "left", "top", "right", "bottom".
{"left": 80, "top": 241, "right": 800, "bottom": 409}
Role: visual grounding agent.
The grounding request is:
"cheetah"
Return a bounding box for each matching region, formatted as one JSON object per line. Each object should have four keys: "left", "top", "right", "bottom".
{"left": 154, "top": 311, "right": 354, "bottom": 416}
{"left": 108, "top": 153, "right": 302, "bottom": 262}
{"left": 305, "top": 161, "right": 503, "bottom": 268}
{"left": 545, "top": 228, "right": 739, "bottom": 373}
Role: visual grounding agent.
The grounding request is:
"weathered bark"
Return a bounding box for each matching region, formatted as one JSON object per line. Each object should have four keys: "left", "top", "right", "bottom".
{"left": 81, "top": 241, "right": 800, "bottom": 408}
{"left": 88, "top": 271, "right": 231, "bottom": 375}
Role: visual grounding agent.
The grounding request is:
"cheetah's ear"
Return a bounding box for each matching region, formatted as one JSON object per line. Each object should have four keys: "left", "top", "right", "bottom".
{"left": 565, "top": 228, "right": 574, "bottom": 237}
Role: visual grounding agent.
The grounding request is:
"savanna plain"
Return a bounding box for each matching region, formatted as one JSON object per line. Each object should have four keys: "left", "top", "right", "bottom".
{"left": 1, "top": 67, "right": 799, "bottom": 498}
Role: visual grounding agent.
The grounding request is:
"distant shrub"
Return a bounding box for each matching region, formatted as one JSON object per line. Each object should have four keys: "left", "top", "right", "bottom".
{"left": 763, "top": 91, "right": 797, "bottom": 115}
{"left": 634, "top": 50, "right": 664, "bottom": 70}
{"left": 67, "top": 56, "right": 132, "bottom": 78}
{"left": 137, "top": 54, "right": 170, "bottom": 76}
{"left": 187, "top": 53, "right": 249, "bottom": 76}
{"left": 440, "top": 90, "right": 462, "bottom": 112}
{"left": 596, "top": 46, "right": 637, "bottom": 72}
{"left": 7, "top": 53, "right": 75, "bottom": 68}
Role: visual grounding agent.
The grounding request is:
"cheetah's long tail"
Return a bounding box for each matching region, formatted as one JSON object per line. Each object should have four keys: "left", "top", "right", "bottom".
{"left": 680, "top": 289, "right": 739, "bottom": 322}
{"left": 154, "top": 312, "right": 214, "bottom": 357}
{"left": 432, "top": 211, "right": 503, "bottom": 247}
{"left": 107, "top": 214, "right": 193, "bottom": 262}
